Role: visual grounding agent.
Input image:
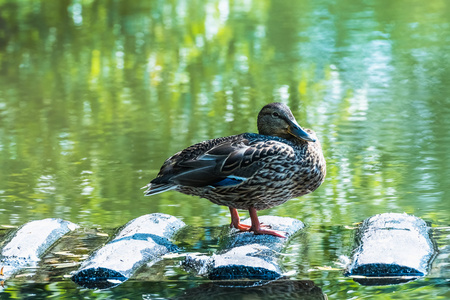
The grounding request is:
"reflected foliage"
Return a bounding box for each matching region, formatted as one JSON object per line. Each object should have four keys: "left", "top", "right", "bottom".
{"left": 1, "top": 0, "right": 448, "bottom": 228}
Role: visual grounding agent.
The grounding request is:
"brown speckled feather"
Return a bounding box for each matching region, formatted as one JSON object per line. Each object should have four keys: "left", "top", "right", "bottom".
{"left": 146, "top": 131, "right": 325, "bottom": 210}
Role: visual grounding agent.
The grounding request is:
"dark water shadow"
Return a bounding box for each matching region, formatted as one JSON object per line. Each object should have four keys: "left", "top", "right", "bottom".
{"left": 173, "top": 278, "right": 327, "bottom": 300}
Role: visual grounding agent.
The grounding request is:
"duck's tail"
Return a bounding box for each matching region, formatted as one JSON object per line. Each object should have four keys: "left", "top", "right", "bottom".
{"left": 142, "top": 183, "right": 177, "bottom": 196}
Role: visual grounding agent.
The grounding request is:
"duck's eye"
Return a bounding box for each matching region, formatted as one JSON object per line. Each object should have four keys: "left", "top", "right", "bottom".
{"left": 272, "top": 112, "right": 280, "bottom": 118}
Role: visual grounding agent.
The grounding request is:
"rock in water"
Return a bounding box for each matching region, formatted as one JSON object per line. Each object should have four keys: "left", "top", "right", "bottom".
{"left": 71, "top": 213, "right": 185, "bottom": 289}
{"left": 345, "top": 213, "right": 436, "bottom": 285}
{"left": 183, "top": 216, "right": 304, "bottom": 281}
{"left": 0, "top": 218, "right": 79, "bottom": 279}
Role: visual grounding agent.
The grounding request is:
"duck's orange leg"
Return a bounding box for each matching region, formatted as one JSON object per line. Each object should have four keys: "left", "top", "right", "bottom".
{"left": 1, "top": 266, "right": 4, "bottom": 288}
{"left": 248, "top": 207, "right": 287, "bottom": 238}
{"left": 229, "top": 207, "right": 251, "bottom": 231}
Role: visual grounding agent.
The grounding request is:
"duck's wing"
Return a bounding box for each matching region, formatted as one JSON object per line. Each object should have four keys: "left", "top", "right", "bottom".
{"left": 144, "top": 134, "right": 295, "bottom": 195}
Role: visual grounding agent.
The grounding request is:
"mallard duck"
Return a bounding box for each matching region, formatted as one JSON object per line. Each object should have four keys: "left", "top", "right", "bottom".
{"left": 143, "top": 102, "right": 326, "bottom": 237}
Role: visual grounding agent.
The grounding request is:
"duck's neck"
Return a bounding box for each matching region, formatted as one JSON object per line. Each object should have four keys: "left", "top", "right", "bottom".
{"left": 269, "top": 133, "right": 310, "bottom": 146}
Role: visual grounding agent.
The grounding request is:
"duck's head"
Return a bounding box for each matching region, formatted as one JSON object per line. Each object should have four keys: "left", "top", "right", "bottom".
{"left": 257, "top": 102, "right": 316, "bottom": 142}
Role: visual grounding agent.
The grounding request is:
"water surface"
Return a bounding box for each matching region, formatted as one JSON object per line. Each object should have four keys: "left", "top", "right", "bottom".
{"left": 0, "top": 0, "right": 449, "bottom": 298}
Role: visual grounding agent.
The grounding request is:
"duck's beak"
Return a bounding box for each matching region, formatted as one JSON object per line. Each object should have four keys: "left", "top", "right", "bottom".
{"left": 287, "top": 119, "right": 316, "bottom": 142}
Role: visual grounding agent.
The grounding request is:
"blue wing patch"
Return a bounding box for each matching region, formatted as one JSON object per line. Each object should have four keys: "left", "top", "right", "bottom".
{"left": 212, "top": 176, "right": 247, "bottom": 187}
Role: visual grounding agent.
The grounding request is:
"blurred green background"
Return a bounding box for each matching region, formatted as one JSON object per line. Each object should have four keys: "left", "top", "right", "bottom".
{"left": 1, "top": 0, "right": 448, "bottom": 228}
{"left": 0, "top": 0, "right": 449, "bottom": 298}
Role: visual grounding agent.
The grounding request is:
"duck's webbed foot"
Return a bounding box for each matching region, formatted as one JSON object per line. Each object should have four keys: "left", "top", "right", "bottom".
{"left": 249, "top": 226, "right": 287, "bottom": 238}
{"left": 229, "top": 207, "right": 288, "bottom": 238}
{"left": 248, "top": 207, "right": 287, "bottom": 238}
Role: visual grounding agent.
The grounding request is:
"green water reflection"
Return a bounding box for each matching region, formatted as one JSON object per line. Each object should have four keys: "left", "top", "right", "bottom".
{"left": 0, "top": 0, "right": 449, "bottom": 298}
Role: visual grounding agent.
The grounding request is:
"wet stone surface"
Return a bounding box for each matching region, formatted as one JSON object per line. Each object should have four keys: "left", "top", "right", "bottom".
{"left": 0, "top": 218, "right": 79, "bottom": 279}
{"left": 345, "top": 213, "right": 437, "bottom": 285}
{"left": 184, "top": 216, "right": 305, "bottom": 280}
{"left": 71, "top": 213, "right": 185, "bottom": 289}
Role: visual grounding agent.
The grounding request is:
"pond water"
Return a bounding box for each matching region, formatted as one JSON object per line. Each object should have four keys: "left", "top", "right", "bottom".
{"left": 0, "top": 0, "right": 449, "bottom": 298}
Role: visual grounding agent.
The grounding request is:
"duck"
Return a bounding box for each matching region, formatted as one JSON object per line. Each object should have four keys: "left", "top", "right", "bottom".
{"left": 143, "top": 102, "right": 326, "bottom": 237}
